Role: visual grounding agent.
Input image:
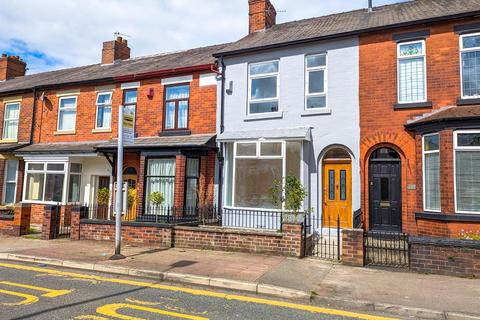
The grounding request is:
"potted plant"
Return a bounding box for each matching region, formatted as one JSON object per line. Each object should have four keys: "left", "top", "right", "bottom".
{"left": 269, "top": 174, "right": 308, "bottom": 224}
{"left": 96, "top": 187, "right": 110, "bottom": 220}
{"left": 148, "top": 191, "right": 165, "bottom": 209}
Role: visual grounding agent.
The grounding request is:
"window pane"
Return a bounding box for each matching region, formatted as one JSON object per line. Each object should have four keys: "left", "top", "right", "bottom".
{"left": 60, "top": 97, "right": 76, "bottom": 109}
{"left": 424, "top": 134, "right": 439, "bottom": 151}
{"left": 146, "top": 177, "right": 175, "bottom": 208}
{"left": 97, "top": 105, "right": 112, "bottom": 128}
{"left": 249, "top": 101, "right": 279, "bottom": 114}
{"left": 307, "top": 55, "right": 326, "bottom": 68}
{"left": 328, "top": 170, "right": 335, "bottom": 200}
{"left": 340, "top": 170, "right": 347, "bottom": 201}
{"left": 186, "top": 158, "right": 199, "bottom": 177}
{"left": 236, "top": 143, "right": 256, "bottom": 156}
{"left": 44, "top": 174, "right": 64, "bottom": 202}
{"left": 185, "top": 179, "right": 198, "bottom": 208}
{"left": 165, "top": 102, "right": 175, "bottom": 129}
{"left": 380, "top": 178, "right": 389, "bottom": 201}
{"left": 70, "top": 163, "right": 82, "bottom": 173}
{"left": 28, "top": 163, "right": 44, "bottom": 171}
{"left": 457, "top": 133, "right": 480, "bottom": 147}
{"left": 6, "top": 160, "right": 17, "bottom": 181}
{"left": 124, "top": 90, "right": 137, "bottom": 104}
{"left": 178, "top": 100, "right": 188, "bottom": 128}
{"left": 234, "top": 158, "right": 282, "bottom": 208}
{"left": 47, "top": 163, "right": 65, "bottom": 171}
{"left": 147, "top": 159, "right": 175, "bottom": 176}
{"left": 26, "top": 173, "right": 45, "bottom": 201}
{"left": 249, "top": 61, "right": 278, "bottom": 75}
{"left": 456, "top": 151, "right": 480, "bottom": 212}
{"left": 399, "top": 57, "right": 425, "bottom": 102}
{"left": 308, "top": 70, "right": 325, "bottom": 94}
{"left": 251, "top": 77, "right": 277, "bottom": 100}
{"left": 399, "top": 42, "right": 424, "bottom": 57}
{"left": 5, "top": 103, "right": 20, "bottom": 119}
{"left": 97, "top": 93, "right": 112, "bottom": 104}
{"left": 58, "top": 109, "right": 76, "bottom": 131}
{"left": 5, "top": 182, "right": 15, "bottom": 204}
{"left": 306, "top": 96, "right": 326, "bottom": 109}
{"left": 3, "top": 119, "right": 18, "bottom": 139}
{"left": 463, "top": 35, "right": 480, "bottom": 49}
{"left": 166, "top": 85, "right": 190, "bottom": 100}
{"left": 286, "top": 141, "right": 302, "bottom": 179}
{"left": 425, "top": 152, "right": 440, "bottom": 211}
{"left": 68, "top": 174, "right": 81, "bottom": 203}
{"left": 461, "top": 51, "right": 480, "bottom": 97}
{"left": 260, "top": 142, "right": 282, "bottom": 156}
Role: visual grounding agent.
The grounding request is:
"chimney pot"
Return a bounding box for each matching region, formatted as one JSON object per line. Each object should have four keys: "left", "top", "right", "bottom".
{"left": 248, "top": 0, "right": 277, "bottom": 34}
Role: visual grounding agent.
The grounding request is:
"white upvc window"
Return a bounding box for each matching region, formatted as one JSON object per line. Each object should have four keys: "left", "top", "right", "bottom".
{"left": 460, "top": 33, "right": 480, "bottom": 99}
{"left": 68, "top": 163, "right": 82, "bottom": 203}
{"left": 248, "top": 60, "right": 279, "bottom": 115}
{"left": 228, "top": 140, "right": 302, "bottom": 210}
{"left": 454, "top": 130, "right": 480, "bottom": 214}
{"left": 422, "top": 133, "right": 440, "bottom": 212}
{"left": 397, "top": 40, "right": 427, "bottom": 103}
{"left": 57, "top": 96, "right": 77, "bottom": 132}
{"left": 95, "top": 92, "right": 112, "bottom": 129}
{"left": 3, "top": 159, "right": 18, "bottom": 205}
{"left": 305, "top": 53, "right": 327, "bottom": 109}
{"left": 23, "top": 162, "right": 67, "bottom": 204}
{"left": 3, "top": 102, "right": 20, "bottom": 140}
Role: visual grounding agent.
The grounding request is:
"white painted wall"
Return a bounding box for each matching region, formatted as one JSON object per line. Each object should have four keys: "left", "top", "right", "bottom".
{"left": 70, "top": 156, "right": 111, "bottom": 205}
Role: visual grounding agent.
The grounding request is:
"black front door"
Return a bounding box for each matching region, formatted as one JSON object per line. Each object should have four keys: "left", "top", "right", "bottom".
{"left": 369, "top": 153, "right": 402, "bottom": 231}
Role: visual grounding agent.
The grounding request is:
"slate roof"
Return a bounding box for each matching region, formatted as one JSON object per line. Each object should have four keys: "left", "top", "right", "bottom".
{"left": 0, "top": 43, "right": 228, "bottom": 95}
{"left": 406, "top": 105, "right": 480, "bottom": 127}
{"left": 96, "top": 134, "right": 216, "bottom": 150}
{"left": 15, "top": 141, "right": 107, "bottom": 154}
{"left": 0, "top": 142, "right": 29, "bottom": 152}
{"left": 215, "top": 0, "right": 480, "bottom": 56}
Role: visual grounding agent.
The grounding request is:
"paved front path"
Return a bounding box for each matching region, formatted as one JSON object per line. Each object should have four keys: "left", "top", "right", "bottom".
{"left": 0, "top": 261, "right": 393, "bottom": 320}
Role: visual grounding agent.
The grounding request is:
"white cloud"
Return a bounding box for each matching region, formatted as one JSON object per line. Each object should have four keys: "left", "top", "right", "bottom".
{"left": 0, "top": 0, "right": 404, "bottom": 74}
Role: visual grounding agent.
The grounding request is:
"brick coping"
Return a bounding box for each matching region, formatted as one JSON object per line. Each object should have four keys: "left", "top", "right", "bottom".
{"left": 174, "top": 225, "right": 283, "bottom": 237}
{"left": 409, "top": 236, "right": 480, "bottom": 249}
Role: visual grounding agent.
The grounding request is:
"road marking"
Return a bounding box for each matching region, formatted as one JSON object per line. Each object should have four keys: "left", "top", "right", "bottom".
{"left": 0, "top": 262, "right": 397, "bottom": 320}
{"left": 0, "top": 281, "right": 72, "bottom": 298}
{"left": 75, "top": 316, "right": 111, "bottom": 320}
{"left": 0, "top": 288, "right": 39, "bottom": 306}
{"left": 96, "top": 303, "right": 210, "bottom": 320}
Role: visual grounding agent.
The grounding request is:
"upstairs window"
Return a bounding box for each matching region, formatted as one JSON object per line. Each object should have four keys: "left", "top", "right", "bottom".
{"left": 165, "top": 85, "right": 189, "bottom": 130}
{"left": 460, "top": 33, "right": 480, "bottom": 98}
{"left": 397, "top": 40, "right": 426, "bottom": 103}
{"left": 455, "top": 131, "right": 480, "bottom": 213}
{"left": 96, "top": 92, "right": 112, "bottom": 129}
{"left": 423, "top": 134, "right": 440, "bottom": 212}
{"left": 305, "top": 54, "right": 327, "bottom": 109}
{"left": 57, "top": 96, "right": 77, "bottom": 132}
{"left": 248, "top": 60, "right": 279, "bottom": 114}
{"left": 3, "top": 102, "right": 20, "bottom": 140}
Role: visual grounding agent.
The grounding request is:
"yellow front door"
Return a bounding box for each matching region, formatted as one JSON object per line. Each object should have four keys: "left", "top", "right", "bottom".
{"left": 322, "top": 162, "right": 352, "bottom": 228}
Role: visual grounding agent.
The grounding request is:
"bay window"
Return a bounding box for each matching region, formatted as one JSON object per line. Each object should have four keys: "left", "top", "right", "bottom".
{"left": 228, "top": 140, "right": 302, "bottom": 209}
{"left": 57, "top": 96, "right": 77, "bottom": 131}
{"left": 423, "top": 134, "right": 440, "bottom": 212}
{"left": 3, "top": 102, "right": 20, "bottom": 140}
{"left": 460, "top": 33, "right": 480, "bottom": 98}
{"left": 165, "top": 85, "right": 189, "bottom": 130}
{"left": 305, "top": 54, "right": 327, "bottom": 109}
{"left": 3, "top": 160, "right": 18, "bottom": 205}
{"left": 248, "top": 60, "right": 279, "bottom": 114}
{"left": 455, "top": 131, "right": 480, "bottom": 213}
{"left": 397, "top": 40, "right": 426, "bottom": 103}
{"left": 145, "top": 159, "right": 175, "bottom": 209}
{"left": 96, "top": 92, "right": 112, "bottom": 129}
{"left": 25, "top": 162, "right": 66, "bottom": 202}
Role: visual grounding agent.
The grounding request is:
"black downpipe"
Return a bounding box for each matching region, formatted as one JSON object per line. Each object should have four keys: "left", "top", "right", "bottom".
{"left": 217, "top": 57, "right": 226, "bottom": 212}
{"left": 30, "top": 87, "right": 37, "bottom": 143}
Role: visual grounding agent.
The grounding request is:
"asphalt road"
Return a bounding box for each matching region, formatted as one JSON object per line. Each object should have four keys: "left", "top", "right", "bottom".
{"left": 0, "top": 260, "right": 395, "bottom": 320}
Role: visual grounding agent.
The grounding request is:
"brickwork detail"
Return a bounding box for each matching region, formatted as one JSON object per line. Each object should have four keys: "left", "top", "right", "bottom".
{"left": 248, "top": 0, "right": 276, "bottom": 33}
{"left": 0, "top": 203, "right": 31, "bottom": 236}
{"left": 341, "top": 229, "right": 365, "bottom": 266}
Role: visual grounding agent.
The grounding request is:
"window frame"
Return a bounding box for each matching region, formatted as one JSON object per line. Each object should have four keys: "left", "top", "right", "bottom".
{"left": 305, "top": 53, "right": 328, "bottom": 110}
{"left": 2, "top": 159, "right": 18, "bottom": 205}
{"left": 95, "top": 91, "right": 113, "bottom": 130}
{"left": 397, "top": 39, "right": 427, "bottom": 104}
{"left": 247, "top": 60, "right": 280, "bottom": 116}
{"left": 2, "top": 102, "right": 20, "bottom": 140}
{"left": 163, "top": 83, "right": 190, "bottom": 131}
{"left": 453, "top": 130, "right": 480, "bottom": 214}
{"left": 57, "top": 96, "right": 78, "bottom": 132}
{"left": 67, "top": 163, "right": 82, "bottom": 203}
{"left": 422, "top": 133, "right": 441, "bottom": 213}
{"left": 144, "top": 157, "right": 176, "bottom": 208}
{"left": 460, "top": 32, "right": 480, "bottom": 99}
{"left": 23, "top": 161, "right": 68, "bottom": 204}
{"left": 184, "top": 157, "right": 200, "bottom": 209}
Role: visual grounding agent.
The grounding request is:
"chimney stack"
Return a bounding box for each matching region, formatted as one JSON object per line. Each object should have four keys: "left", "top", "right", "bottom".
{"left": 248, "top": 0, "right": 277, "bottom": 34}
{"left": 0, "top": 54, "right": 27, "bottom": 81}
{"left": 102, "top": 36, "right": 131, "bottom": 65}
{"left": 368, "top": 0, "right": 373, "bottom": 12}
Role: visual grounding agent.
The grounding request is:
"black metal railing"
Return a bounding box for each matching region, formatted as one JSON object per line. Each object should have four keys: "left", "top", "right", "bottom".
{"left": 364, "top": 230, "right": 409, "bottom": 268}
{"left": 52, "top": 205, "right": 72, "bottom": 239}
{"left": 353, "top": 209, "right": 363, "bottom": 229}
{"left": 221, "top": 208, "right": 283, "bottom": 231}
{"left": 305, "top": 214, "right": 341, "bottom": 261}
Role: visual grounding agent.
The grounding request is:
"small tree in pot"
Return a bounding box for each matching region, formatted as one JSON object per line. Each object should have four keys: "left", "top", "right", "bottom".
{"left": 269, "top": 174, "right": 308, "bottom": 223}
{"left": 148, "top": 191, "right": 165, "bottom": 215}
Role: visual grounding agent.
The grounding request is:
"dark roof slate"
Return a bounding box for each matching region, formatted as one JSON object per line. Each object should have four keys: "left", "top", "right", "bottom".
{"left": 215, "top": 0, "right": 480, "bottom": 56}
{"left": 15, "top": 141, "right": 107, "bottom": 154}
{"left": 406, "top": 105, "right": 480, "bottom": 127}
{"left": 97, "top": 134, "right": 216, "bottom": 150}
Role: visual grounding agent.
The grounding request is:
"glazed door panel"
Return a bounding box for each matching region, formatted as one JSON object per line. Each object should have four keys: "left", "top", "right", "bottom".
{"left": 322, "top": 163, "right": 352, "bottom": 228}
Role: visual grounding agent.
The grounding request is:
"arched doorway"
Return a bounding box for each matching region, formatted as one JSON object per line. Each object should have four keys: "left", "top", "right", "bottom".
{"left": 368, "top": 147, "right": 402, "bottom": 231}
{"left": 322, "top": 148, "right": 352, "bottom": 228}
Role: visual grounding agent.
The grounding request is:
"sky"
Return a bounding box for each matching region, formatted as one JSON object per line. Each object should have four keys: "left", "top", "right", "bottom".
{"left": 1, "top": 0, "right": 405, "bottom": 75}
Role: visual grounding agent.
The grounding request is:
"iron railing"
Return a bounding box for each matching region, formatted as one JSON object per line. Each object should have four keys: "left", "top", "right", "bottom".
{"left": 305, "top": 214, "right": 341, "bottom": 261}
{"left": 221, "top": 208, "right": 283, "bottom": 231}
{"left": 364, "top": 230, "right": 409, "bottom": 268}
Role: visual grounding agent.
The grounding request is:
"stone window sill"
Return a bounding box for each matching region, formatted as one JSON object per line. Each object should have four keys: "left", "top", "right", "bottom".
{"left": 393, "top": 101, "right": 433, "bottom": 109}
{"left": 244, "top": 112, "right": 283, "bottom": 122}
{"left": 0, "top": 139, "right": 18, "bottom": 144}
{"left": 92, "top": 128, "right": 112, "bottom": 133}
{"left": 54, "top": 130, "right": 75, "bottom": 136}
{"left": 301, "top": 108, "right": 332, "bottom": 117}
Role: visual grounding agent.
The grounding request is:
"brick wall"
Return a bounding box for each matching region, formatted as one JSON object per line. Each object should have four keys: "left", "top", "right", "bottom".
{"left": 30, "top": 204, "right": 45, "bottom": 226}
{"left": 0, "top": 215, "right": 15, "bottom": 235}
{"left": 341, "top": 229, "right": 364, "bottom": 266}
{"left": 410, "top": 236, "right": 480, "bottom": 277}
{"left": 0, "top": 203, "right": 30, "bottom": 236}
{"left": 359, "top": 17, "right": 480, "bottom": 235}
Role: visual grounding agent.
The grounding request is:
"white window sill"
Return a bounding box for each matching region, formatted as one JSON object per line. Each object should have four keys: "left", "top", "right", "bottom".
{"left": 301, "top": 108, "right": 331, "bottom": 116}
{"left": 92, "top": 128, "right": 112, "bottom": 133}
{"left": 54, "top": 130, "right": 76, "bottom": 136}
{"left": 244, "top": 112, "right": 283, "bottom": 122}
{"left": 0, "top": 139, "right": 18, "bottom": 143}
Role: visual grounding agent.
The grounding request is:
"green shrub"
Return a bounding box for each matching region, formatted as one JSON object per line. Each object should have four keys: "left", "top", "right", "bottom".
{"left": 97, "top": 187, "right": 110, "bottom": 206}
{"left": 459, "top": 230, "right": 480, "bottom": 241}
{"left": 148, "top": 192, "right": 165, "bottom": 206}
{"left": 269, "top": 174, "right": 308, "bottom": 214}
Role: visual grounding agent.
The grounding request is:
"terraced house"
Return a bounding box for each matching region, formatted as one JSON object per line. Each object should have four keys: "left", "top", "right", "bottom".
{"left": 0, "top": 38, "right": 223, "bottom": 228}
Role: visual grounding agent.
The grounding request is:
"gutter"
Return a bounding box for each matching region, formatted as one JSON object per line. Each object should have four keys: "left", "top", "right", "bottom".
{"left": 213, "top": 10, "right": 480, "bottom": 57}
{"left": 29, "top": 87, "right": 36, "bottom": 144}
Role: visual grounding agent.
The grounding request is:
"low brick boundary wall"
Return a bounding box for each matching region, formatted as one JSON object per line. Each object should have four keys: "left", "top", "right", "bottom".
{"left": 410, "top": 236, "right": 480, "bottom": 278}
{"left": 341, "top": 229, "right": 364, "bottom": 266}
{"left": 0, "top": 203, "right": 31, "bottom": 236}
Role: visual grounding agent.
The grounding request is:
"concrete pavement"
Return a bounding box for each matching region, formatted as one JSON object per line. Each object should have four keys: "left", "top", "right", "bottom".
{"left": 0, "top": 235, "right": 479, "bottom": 319}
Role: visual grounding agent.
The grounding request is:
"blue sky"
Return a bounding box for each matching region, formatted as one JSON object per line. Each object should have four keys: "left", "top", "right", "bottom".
{"left": 0, "top": 0, "right": 405, "bottom": 74}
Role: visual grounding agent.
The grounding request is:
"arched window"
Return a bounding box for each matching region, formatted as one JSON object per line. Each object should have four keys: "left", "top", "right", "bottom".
{"left": 123, "top": 167, "right": 137, "bottom": 175}
{"left": 370, "top": 147, "right": 400, "bottom": 160}
{"left": 324, "top": 148, "right": 351, "bottom": 160}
